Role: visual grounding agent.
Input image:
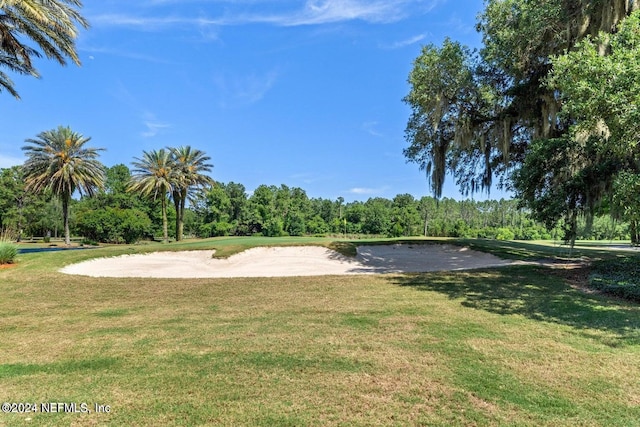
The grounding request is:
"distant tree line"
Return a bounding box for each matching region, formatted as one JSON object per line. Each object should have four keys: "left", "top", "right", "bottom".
{"left": 0, "top": 162, "right": 632, "bottom": 244}
{"left": 187, "top": 181, "right": 629, "bottom": 241}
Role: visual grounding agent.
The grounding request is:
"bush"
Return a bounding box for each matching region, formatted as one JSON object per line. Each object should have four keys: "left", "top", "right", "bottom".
{"left": 388, "top": 223, "right": 404, "bottom": 238}
{"left": 197, "top": 221, "right": 236, "bottom": 238}
{"left": 0, "top": 242, "right": 18, "bottom": 264}
{"left": 264, "top": 218, "right": 285, "bottom": 237}
{"left": 307, "top": 216, "right": 329, "bottom": 234}
{"left": 75, "top": 207, "right": 152, "bottom": 244}
{"left": 495, "top": 227, "right": 515, "bottom": 240}
{"left": 286, "top": 213, "right": 306, "bottom": 236}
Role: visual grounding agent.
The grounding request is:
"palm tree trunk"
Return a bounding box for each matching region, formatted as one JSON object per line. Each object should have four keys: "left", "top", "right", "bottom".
{"left": 62, "top": 195, "right": 70, "bottom": 246}
{"left": 179, "top": 188, "right": 187, "bottom": 241}
{"left": 172, "top": 189, "right": 180, "bottom": 241}
{"left": 424, "top": 215, "right": 428, "bottom": 237}
{"left": 162, "top": 197, "right": 169, "bottom": 243}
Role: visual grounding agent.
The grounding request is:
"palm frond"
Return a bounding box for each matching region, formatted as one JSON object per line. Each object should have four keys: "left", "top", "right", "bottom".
{"left": 0, "top": 0, "right": 88, "bottom": 97}
{"left": 22, "top": 125, "right": 105, "bottom": 197}
{"left": 129, "top": 149, "right": 174, "bottom": 201}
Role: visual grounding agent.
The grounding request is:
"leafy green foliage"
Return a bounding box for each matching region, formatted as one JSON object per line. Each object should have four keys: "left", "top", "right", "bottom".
{"left": 263, "top": 217, "right": 285, "bottom": 237}
{"left": 512, "top": 137, "right": 617, "bottom": 245}
{"left": 71, "top": 164, "right": 166, "bottom": 243}
{"left": 362, "top": 198, "right": 391, "bottom": 235}
{"left": 514, "top": 10, "right": 640, "bottom": 245}
{"left": 549, "top": 11, "right": 640, "bottom": 156}
{"left": 403, "top": 39, "right": 486, "bottom": 197}
{"left": 404, "top": 0, "right": 639, "bottom": 235}
{"left": 0, "top": 166, "right": 65, "bottom": 239}
{"left": 75, "top": 207, "right": 151, "bottom": 244}
{"left": 0, "top": 166, "right": 22, "bottom": 231}
{"left": 7, "top": 159, "right": 632, "bottom": 244}
{"left": 190, "top": 181, "right": 580, "bottom": 241}
{"left": 611, "top": 172, "right": 640, "bottom": 243}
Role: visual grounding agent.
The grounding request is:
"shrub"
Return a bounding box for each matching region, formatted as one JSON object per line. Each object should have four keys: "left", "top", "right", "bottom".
{"left": 75, "top": 207, "right": 152, "bottom": 244}
{"left": 0, "top": 242, "right": 18, "bottom": 264}
{"left": 198, "top": 221, "right": 236, "bottom": 237}
{"left": 286, "top": 213, "right": 306, "bottom": 236}
{"left": 388, "top": 223, "right": 404, "bottom": 238}
{"left": 495, "top": 227, "right": 515, "bottom": 240}
{"left": 264, "top": 218, "right": 285, "bottom": 237}
{"left": 307, "top": 216, "right": 329, "bottom": 234}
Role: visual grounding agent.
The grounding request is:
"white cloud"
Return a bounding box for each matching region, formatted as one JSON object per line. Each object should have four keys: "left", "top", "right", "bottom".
{"left": 383, "top": 33, "right": 427, "bottom": 49}
{"left": 272, "top": 0, "right": 414, "bottom": 26}
{"left": 90, "top": 14, "right": 191, "bottom": 30}
{"left": 141, "top": 113, "right": 171, "bottom": 138}
{"left": 362, "top": 121, "right": 383, "bottom": 137}
{"left": 141, "top": 122, "right": 170, "bottom": 138}
{"left": 213, "top": 69, "right": 279, "bottom": 107}
{"left": 348, "top": 186, "right": 390, "bottom": 195}
{"left": 90, "top": 0, "right": 440, "bottom": 29}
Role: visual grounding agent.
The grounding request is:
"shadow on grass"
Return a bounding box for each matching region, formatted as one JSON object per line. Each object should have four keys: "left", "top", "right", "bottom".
{"left": 456, "top": 238, "right": 632, "bottom": 261}
{"left": 391, "top": 265, "right": 640, "bottom": 347}
{"left": 331, "top": 238, "right": 631, "bottom": 262}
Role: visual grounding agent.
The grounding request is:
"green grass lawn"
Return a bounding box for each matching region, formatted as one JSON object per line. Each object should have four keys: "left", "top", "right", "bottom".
{"left": 1, "top": 237, "right": 639, "bottom": 426}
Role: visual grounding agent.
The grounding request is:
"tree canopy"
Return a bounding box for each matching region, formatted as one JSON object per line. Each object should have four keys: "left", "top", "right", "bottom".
{"left": 404, "top": 0, "right": 640, "bottom": 244}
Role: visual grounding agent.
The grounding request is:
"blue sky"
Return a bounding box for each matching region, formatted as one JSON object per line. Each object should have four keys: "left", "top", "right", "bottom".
{"left": 0, "top": 0, "right": 508, "bottom": 201}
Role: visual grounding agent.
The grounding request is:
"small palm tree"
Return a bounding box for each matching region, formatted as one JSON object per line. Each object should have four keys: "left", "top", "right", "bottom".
{"left": 129, "top": 149, "right": 174, "bottom": 243}
{"left": 169, "top": 146, "right": 214, "bottom": 241}
{"left": 0, "top": 0, "right": 89, "bottom": 98}
{"left": 22, "top": 126, "right": 105, "bottom": 245}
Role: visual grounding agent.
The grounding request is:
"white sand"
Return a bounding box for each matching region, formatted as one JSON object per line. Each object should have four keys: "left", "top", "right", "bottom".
{"left": 59, "top": 244, "right": 515, "bottom": 278}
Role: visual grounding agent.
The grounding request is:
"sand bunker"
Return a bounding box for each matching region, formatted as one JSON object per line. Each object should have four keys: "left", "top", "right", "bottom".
{"left": 59, "top": 244, "right": 515, "bottom": 278}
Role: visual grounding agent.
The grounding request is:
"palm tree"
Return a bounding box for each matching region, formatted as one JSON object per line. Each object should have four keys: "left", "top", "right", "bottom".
{"left": 0, "top": 0, "right": 89, "bottom": 98}
{"left": 169, "top": 146, "right": 214, "bottom": 241}
{"left": 129, "top": 149, "right": 174, "bottom": 243}
{"left": 22, "top": 126, "right": 105, "bottom": 245}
